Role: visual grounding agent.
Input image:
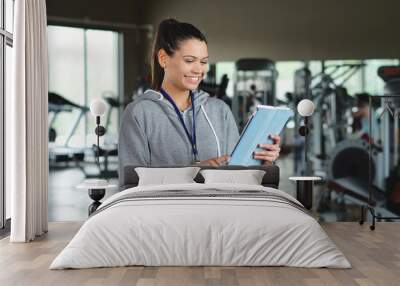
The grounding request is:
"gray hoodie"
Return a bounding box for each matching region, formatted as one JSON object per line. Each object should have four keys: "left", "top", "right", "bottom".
{"left": 118, "top": 89, "right": 239, "bottom": 183}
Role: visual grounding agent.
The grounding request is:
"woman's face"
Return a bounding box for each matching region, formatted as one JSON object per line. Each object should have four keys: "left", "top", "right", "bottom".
{"left": 160, "top": 38, "right": 209, "bottom": 91}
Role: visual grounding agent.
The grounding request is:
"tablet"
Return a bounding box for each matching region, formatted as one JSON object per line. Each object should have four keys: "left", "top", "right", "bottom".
{"left": 228, "top": 105, "right": 293, "bottom": 166}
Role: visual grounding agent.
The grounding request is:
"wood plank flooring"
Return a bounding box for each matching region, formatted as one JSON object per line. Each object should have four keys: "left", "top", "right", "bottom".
{"left": 1, "top": 222, "right": 399, "bottom": 286}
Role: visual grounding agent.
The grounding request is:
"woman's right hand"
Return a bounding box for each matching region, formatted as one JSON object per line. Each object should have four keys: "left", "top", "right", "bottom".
{"left": 196, "top": 155, "right": 230, "bottom": 167}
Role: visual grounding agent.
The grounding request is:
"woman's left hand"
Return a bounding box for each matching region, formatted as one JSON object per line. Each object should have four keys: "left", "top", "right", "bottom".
{"left": 253, "top": 134, "right": 281, "bottom": 165}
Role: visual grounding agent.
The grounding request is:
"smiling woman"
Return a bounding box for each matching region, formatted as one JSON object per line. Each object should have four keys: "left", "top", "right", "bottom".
{"left": 118, "top": 19, "right": 282, "bottom": 186}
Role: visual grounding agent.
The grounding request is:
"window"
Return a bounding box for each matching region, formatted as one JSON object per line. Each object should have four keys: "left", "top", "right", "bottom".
{"left": 47, "top": 26, "right": 121, "bottom": 148}
{"left": 215, "top": 62, "right": 235, "bottom": 97}
{"left": 86, "top": 30, "right": 120, "bottom": 140}
{"left": 275, "top": 61, "right": 304, "bottom": 101}
{"left": 1, "top": 0, "right": 14, "bottom": 230}
{"left": 48, "top": 26, "right": 85, "bottom": 147}
{"left": 364, "top": 59, "right": 400, "bottom": 95}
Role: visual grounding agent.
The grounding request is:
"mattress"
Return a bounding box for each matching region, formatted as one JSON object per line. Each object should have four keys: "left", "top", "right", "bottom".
{"left": 50, "top": 183, "right": 351, "bottom": 269}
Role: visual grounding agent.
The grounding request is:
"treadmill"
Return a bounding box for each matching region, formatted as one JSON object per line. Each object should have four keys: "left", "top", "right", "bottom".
{"left": 48, "top": 92, "right": 89, "bottom": 166}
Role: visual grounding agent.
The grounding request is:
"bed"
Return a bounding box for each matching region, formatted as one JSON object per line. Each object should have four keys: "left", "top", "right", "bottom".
{"left": 50, "top": 165, "right": 351, "bottom": 269}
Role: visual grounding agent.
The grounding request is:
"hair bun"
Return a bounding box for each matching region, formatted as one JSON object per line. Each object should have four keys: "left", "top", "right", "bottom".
{"left": 159, "top": 18, "right": 179, "bottom": 28}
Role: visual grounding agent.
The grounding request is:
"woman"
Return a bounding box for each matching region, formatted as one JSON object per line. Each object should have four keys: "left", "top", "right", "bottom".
{"left": 118, "top": 19, "right": 281, "bottom": 178}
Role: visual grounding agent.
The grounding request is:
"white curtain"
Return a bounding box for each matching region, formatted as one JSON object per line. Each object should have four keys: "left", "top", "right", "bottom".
{"left": 8, "top": 0, "right": 48, "bottom": 242}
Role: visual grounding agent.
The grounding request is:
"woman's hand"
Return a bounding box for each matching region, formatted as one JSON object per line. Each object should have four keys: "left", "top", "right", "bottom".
{"left": 253, "top": 134, "right": 281, "bottom": 165}
{"left": 196, "top": 155, "right": 230, "bottom": 167}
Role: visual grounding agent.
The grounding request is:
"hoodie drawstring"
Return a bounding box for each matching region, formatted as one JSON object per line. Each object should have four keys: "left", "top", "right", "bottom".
{"left": 201, "top": 105, "right": 221, "bottom": 157}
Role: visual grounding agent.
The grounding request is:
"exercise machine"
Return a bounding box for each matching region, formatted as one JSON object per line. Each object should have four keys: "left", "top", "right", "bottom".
{"left": 307, "top": 63, "right": 361, "bottom": 176}
{"left": 232, "top": 58, "right": 278, "bottom": 131}
{"left": 359, "top": 66, "right": 400, "bottom": 229}
{"left": 291, "top": 65, "right": 312, "bottom": 175}
{"left": 200, "top": 74, "right": 231, "bottom": 107}
{"left": 48, "top": 92, "right": 89, "bottom": 166}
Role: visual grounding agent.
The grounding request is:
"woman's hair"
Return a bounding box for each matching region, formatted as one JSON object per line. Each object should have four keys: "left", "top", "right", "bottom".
{"left": 151, "top": 18, "right": 207, "bottom": 90}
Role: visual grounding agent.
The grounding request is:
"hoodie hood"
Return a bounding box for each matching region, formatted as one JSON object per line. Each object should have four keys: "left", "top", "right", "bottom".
{"left": 136, "top": 89, "right": 210, "bottom": 112}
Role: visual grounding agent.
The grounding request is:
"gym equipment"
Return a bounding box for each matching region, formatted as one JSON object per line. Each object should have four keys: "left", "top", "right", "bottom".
{"left": 49, "top": 92, "right": 87, "bottom": 143}
{"left": 48, "top": 92, "right": 89, "bottom": 165}
{"left": 232, "top": 59, "right": 278, "bottom": 131}
{"left": 291, "top": 63, "right": 392, "bottom": 222}
{"left": 360, "top": 66, "right": 400, "bottom": 230}
{"left": 294, "top": 66, "right": 312, "bottom": 101}
{"left": 304, "top": 63, "right": 361, "bottom": 176}
{"left": 291, "top": 63, "right": 361, "bottom": 176}
{"left": 290, "top": 66, "right": 313, "bottom": 175}
{"left": 200, "top": 74, "right": 231, "bottom": 107}
{"left": 326, "top": 138, "right": 384, "bottom": 203}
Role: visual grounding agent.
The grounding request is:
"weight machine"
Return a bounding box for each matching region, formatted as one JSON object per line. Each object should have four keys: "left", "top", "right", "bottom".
{"left": 291, "top": 63, "right": 363, "bottom": 176}
{"left": 360, "top": 66, "right": 400, "bottom": 230}
{"left": 48, "top": 92, "right": 89, "bottom": 166}
{"left": 232, "top": 59, "right": 278, "bottom": 131}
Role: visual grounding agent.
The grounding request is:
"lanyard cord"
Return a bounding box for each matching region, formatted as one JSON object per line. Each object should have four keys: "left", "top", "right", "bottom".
{"left": 160, "top": 88, "right": 198, "bottom": 161}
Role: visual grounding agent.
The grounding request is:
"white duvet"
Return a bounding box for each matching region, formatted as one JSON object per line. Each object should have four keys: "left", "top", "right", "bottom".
{"left": 50, "top": 183, "right": 351, "bottom": 269}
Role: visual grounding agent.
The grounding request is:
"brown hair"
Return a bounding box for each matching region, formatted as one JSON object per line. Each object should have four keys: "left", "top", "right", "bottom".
{"left": 151, "top": 18, "right": 207, "bottom": 90}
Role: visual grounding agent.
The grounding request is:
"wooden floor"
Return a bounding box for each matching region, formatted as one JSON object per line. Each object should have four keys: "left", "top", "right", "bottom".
{"left": 0, "top": 222, "right": 399, "bottom": 286}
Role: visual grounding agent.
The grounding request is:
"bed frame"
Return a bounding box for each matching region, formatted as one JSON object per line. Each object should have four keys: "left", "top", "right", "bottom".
{"left": 120, "top": 165, "right": 280, "bottom": 191}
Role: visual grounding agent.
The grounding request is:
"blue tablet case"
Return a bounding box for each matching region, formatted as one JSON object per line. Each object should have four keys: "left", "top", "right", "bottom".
{"left": 228, "top": 105, "right": 293, "bottom": 166}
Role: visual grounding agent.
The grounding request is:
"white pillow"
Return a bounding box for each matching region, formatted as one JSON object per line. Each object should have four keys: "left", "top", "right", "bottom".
{"left": 135, "top": 167, "right": 201, "bottom": 186}
{"left": 200, "top": 169, "right": 266, "bottom": 185}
